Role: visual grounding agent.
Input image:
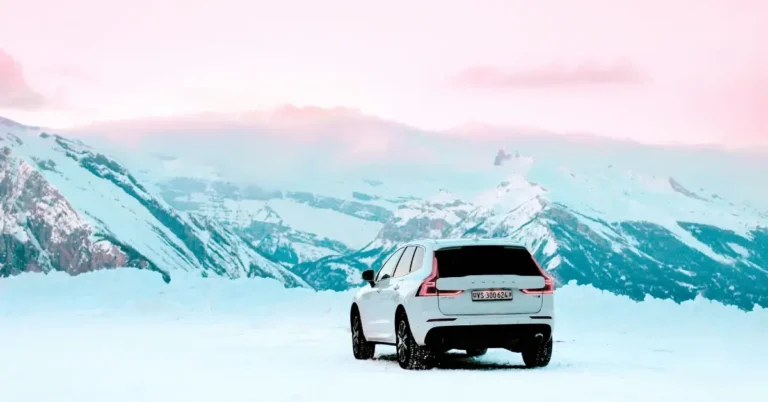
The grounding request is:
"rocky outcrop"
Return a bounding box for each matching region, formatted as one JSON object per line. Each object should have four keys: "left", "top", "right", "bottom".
{"left": 0, "top": 146, "right": 148, "bottom": 276}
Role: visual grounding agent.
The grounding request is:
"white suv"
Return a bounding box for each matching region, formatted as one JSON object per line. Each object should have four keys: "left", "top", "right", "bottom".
{"left": 350, "top": 239, "right": 555, "bottom": 370}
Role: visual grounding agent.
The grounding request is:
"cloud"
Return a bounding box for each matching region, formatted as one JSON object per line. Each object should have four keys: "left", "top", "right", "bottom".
{"left": 0, "top": 49, "right": 47, "bottom": 109}
{"left": 449, "top": 62, "right": 645, "bottom": 90}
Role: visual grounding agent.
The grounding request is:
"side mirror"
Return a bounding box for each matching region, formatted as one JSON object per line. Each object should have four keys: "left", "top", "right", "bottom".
{"left": 361, "top": 270, "right": 375, "bottom": 287}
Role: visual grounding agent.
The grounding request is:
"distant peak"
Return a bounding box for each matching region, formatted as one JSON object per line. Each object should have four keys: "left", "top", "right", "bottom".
{"left": 429, "top": 189, "right": 458, "bottom": 204}
{"left": 493, "top": 149, "right": 522, "bottom": 166}
{"left": 0, "top": 116, "right": 22, "bottom": 127}
{"left": 493, "top": 149, "right": 535, "bottom": 173}
{"left": 494, "top": 149, "right": 510, "bottom": 166}
{"left": 0, "top": 116, "right": 39, "bottom": 130}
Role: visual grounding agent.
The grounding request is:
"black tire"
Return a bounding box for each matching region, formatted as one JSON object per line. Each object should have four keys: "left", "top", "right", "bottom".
{"left": 395, "top": 312, "right": 436, "bottom": 370}
{"left": 351, "top": 308, "right": 375, "bottom": 360}
{"left": 521, "top": 338, "right": 552, "bottom": 368}
{"left": 465, "top": 348, "right": 488, "bottom": 358}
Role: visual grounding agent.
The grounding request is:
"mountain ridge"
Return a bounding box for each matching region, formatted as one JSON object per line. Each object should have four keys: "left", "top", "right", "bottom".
{"left": 1, "top": 118, "right": 307, "bottom": 287}
{"left": 2, "top": 115, "right": 767, "bottom": 311}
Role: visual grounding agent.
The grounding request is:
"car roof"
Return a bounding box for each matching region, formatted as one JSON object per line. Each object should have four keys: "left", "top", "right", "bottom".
{"left": 406, "top": 238, "right": 528, "bottom": 250}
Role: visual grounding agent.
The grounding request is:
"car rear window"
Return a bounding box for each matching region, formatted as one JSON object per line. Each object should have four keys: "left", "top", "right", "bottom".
{"left": 434, "top": 245, "right": 542, "bottom": 278}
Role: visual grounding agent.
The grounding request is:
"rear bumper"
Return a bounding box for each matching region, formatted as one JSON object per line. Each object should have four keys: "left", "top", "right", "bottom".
{"left": 409, "top": 312, "right": 554, "bottom": 349}
{"left": 403, "top": 293, "right": 555, "bottom": 349}
{"left": 424, "top": 323, "right": 552, "bottom": 350}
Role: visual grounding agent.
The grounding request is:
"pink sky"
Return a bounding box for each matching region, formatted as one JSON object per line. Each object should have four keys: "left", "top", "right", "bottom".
{"left": 0, "top": 0, "right": 766, "bottom": 148}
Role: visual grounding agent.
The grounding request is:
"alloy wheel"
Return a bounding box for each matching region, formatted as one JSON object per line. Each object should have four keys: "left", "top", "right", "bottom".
{"left": 352, "top": 315, "right": 361, "bottom": 353}
{"left": 396, "top": 320, "right": 409, "bottom": 363}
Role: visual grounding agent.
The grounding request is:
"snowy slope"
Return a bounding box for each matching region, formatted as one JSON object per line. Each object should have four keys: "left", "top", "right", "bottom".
{"left": 1, "top": 270, "right": 766, "bottom": 402}
{"left": 156, "top": 177, "right": 391, "bottom": 267}
{"left": 0, "top": 117, "right": 306, "bottom": 287}
{"left": 163, "top": 183, "right": 386, "bottom": 249}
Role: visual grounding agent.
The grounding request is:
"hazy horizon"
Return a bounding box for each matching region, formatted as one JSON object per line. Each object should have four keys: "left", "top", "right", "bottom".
{"left": 1, "top": 106, "right": 766, "bottom": 157}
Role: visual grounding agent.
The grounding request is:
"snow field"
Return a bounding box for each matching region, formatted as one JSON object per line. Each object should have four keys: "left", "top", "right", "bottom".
{"left": 1, "top": 270, "right": 766, "bottom": 402}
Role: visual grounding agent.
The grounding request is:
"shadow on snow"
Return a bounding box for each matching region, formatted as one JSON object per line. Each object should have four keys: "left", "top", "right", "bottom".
{"left": 374, "top": 352, "right": 529, "bottom": 371}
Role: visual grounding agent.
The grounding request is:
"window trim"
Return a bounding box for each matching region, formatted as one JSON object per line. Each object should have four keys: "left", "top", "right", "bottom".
{"left": 375, "top": 247, "right": 405, "bottom": 281}
{"left": 392, "top": 246, "right": 417, "bottom": 278}
{"left": 408, "top": 245, "right": 426, "bottom": 274}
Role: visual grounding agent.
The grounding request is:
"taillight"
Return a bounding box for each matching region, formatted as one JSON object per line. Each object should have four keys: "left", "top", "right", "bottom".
{"left": 521, "top": 258, "right": 555, "bottom": 295}
{"left": 521, "top": 276, "right": 554, "bottom": 294}
{"left": 417, "top": 256, "right": 462, "bottom": 297}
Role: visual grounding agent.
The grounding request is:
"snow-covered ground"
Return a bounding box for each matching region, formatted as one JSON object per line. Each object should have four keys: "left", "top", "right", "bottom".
{"left": 1, "top": 270, "right": 766, "bottom": 402}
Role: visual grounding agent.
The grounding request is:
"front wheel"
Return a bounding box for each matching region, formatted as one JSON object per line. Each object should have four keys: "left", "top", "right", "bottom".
{"left": 521, "top": 338, "right": 552, "bottom": 368}
{"left": 351, "top": 309, "right": 375, "bottom": 360}
{"left": 395, "top": 313, "right": 436, "bottom": 370}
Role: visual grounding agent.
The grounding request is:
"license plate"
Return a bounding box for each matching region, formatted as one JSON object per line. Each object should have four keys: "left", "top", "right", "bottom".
{"left": 471, "top": 289, "right": 513, "bottom": 301}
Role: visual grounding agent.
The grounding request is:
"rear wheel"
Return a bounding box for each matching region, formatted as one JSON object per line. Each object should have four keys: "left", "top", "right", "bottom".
{"left": 465, "top": 348, "right": 488, "bottom": 358}
{"left": 521, "top": 338, "right": 552, "bottom": 368}
{"left": 395, "top": 312, "right": 436, "bottom": 370}
{"left": 351, "top": 308, "right": 375, "bottom": 360}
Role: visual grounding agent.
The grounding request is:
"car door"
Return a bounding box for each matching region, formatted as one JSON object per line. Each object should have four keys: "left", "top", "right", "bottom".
{"left": 379, "top": 246, "right": 417, "bottom": 342}
{"left": 366, "top": 247, "right": 405, "bottom": 341}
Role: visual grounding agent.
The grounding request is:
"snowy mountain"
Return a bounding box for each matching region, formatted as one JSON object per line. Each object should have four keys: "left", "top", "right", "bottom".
{"left": 0, "top": 117, "right": 306, "bottom": 287}
{"left": 6, "top": 110, "right": 768, "bottom": 311}
{"left": 294, "top": 166, "right": 768, "bottom": 310}
{"left": 152, "top": 140, "right": 767, "bottom": 310}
